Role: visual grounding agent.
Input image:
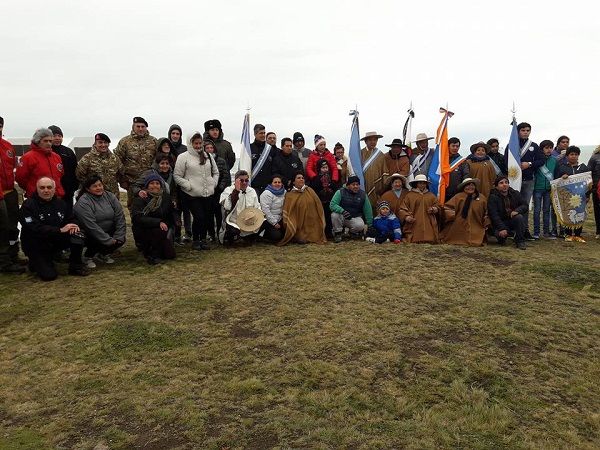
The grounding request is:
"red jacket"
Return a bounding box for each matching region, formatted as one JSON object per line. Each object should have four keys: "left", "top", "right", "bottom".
{"left": 305, "top": 149, "right": 339, "bottom": 182}
{"left": 0, "top": 138, "right": 17, "bottom": 200}
{"left": 16, "top": 144, "right": 65, "bottom": 198}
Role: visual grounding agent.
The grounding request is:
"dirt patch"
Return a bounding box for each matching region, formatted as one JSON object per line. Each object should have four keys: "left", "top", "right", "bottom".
{"left": 231, "top": 324, "right": 259, "bottom": 338}
{"left": 245, "top": 429, "right": 279, "bottom": 449}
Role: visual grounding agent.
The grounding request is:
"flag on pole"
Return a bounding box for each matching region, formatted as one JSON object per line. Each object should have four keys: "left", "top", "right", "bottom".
{"left": 238, "top": 112, "right": 252, "bottom": 174}
{"left": 347, "top": 110, "right": 364, "bottom": 187}
{"left": 427, "top": 107, "right": 454, "bottom": 203}
{"left": 505, "top": 116, "right": 522, "bottom": 191}
{"left": 402, "top": 104, "right": 414, "bottom": 151}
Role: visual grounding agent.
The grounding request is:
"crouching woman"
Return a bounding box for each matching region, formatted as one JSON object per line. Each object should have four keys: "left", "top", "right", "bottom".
{"left": 131, "top": 174, "right": 176, "bottom": 264}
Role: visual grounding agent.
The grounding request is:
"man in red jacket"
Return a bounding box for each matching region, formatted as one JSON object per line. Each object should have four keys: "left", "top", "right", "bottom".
{"left": 0, "top": 116, "right": 25, "bottom": 273}
{"left": 16, "top": 128, "right": 65, "bottom": 199}
{"left": 305, "top": 135, "right": 339, "bottom": 184}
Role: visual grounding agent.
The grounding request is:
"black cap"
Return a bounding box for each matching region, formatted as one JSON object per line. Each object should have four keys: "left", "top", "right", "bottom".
{"left": 133, "top": 116, "right": 148, "bottom": 127}
{"left": 94, "top": 133, "right": 111, "bottom": 143}
{"left": 0, "top": 116, "right": 4, "bottom": 126}
{"left": 293, "top": 132, "right": 304, "bottom": 143}
{"left": 48, "top": 125, "right": 63, "bottom": 136}
{"left": 346, "top": 175, "right": 360, "bottom": 186}
{"left": 204, "top": 119, "right": 222, "bottom": 132}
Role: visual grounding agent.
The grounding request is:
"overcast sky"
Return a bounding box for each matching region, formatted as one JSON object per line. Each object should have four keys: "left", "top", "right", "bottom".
{"left": 1, "top": 0, "right": 598, "bottom": 152}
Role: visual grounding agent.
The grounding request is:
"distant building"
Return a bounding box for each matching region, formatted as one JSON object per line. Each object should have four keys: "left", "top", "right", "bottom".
{"left": 69, "top": 137, "right": 94, "bottom": 160}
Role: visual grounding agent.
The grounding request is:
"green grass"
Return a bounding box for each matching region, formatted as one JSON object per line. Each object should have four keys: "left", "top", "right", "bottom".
{"left": 0, "top": 218, "right": 599, "bottom": 449}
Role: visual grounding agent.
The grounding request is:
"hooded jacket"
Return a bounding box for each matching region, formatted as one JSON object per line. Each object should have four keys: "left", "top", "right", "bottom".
{"left": 16, "top": 144, "right": 65, "bottom": 198}
{"left": 73, "top": 191, "right": 126, "bottom": 245}
{"left": 174, "top": 147, "right": 219, "bottom": 198}
{"left": 0, "top": 138, "right": 16, "bottom": 200}
{"left": 202, "top": 129, "right": 236, "bottom": 169}
{"left": 306, "top": 149, "right": 339, "bottom": 182}
{"left": 168, "top": 124, "right": 188, "bottom": 157}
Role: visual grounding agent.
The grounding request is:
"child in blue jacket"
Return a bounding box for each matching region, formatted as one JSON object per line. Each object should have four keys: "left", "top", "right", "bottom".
{"left": 371, "top": 201, "right": 402, "bottom": 243}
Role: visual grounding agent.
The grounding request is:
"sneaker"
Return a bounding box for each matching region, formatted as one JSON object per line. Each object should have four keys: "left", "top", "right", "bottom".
{"left": 516, "top": 241, "right": 527, "bottom": 250}
{"left": 564, "top": 235, "right": 574, "bottom": 242}
{"left": 94, "top": 254, "right": 115, "bottom": 264}
{"left": 524, "top": 232, "right": 535, "bottom": 241}
{"left": 334, "top": 233, "right": 342, "bottom": 243}
{"left": 146, "top": 256, "right": 163, "bottom": 265}
{"left": 182, "top": 235, "right": 192, "bottom": 243}
{"left": 545, "top": 233, "right": 557, "bottom": 240}
{"left": 192, "top": 240, "right": 203, "bottom": 251}
{"left": 573, "top": 236, "right": 586, "bottom": 243}
{"left": 532, "top": 234, "right": 540, "bottom": 240}
{"left": 81, "top": 257, "right": 97, "bottom": 268}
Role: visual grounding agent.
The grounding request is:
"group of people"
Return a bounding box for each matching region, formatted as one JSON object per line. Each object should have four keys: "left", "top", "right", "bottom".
{"left": 1, "top": 115, "right": 598, "bottom": 281}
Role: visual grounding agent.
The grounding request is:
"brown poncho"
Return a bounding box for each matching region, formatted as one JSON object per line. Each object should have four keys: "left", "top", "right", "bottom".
{"left": 398, "top": 189, "right": 440, "bottom": 243}
{"left": 440, "top": 192, "right": 489, "bottom": 246}
{"left": 378, "top": 189, "right": 408, "bottom": 219}
{"left": 278, "top": 186, "right": 327, "bottom": 246}
{"left": 361, "top": 147, "right": 387, "bottom": 208}
{"left": 466, "top": 159, "right": 496, "bottom": 199}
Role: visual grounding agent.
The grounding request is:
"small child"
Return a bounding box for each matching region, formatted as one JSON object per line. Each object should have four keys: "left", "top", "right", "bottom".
{"left": 371, "top": 201, "right": 402, "bottom": 243}
{"left": 533, "top": 140, "right": 557, "bottom": 239}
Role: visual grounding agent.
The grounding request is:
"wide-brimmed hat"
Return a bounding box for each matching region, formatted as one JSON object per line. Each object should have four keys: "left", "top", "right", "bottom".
{"left": 457, "top": 177, "right": 480, "bottom": 192}
{"left": 409, "top": 173, "right": 430, "bottom": 187}
{"left": 236, "top": 207, "right": 265, "bottom": 233}
{"left": 361, "top": 131, "right": 383, "bottom": 141}
{"left": 387, "top": 173, "right": 408, "bottom": 189}
{"left": 385, "top": 138, "right": 408, "bottom": 148}
{"left": 413, "top": 132, "right": 433, "bottom": 143}
{"left": 470, "top": 142, "right": 491, "bottom": 154}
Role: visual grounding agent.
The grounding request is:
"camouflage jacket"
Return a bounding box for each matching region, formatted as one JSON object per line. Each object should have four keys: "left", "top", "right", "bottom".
{"left": 75, "top": 146, "right": 123, "bottom": 195}
{"left": 114, "top": 131, "right": 157, "bottom": 185}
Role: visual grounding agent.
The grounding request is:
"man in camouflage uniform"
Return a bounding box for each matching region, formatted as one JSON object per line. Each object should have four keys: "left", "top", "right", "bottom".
{"left": 114, "top": 116, "right": 157, "bottom": 207}
{"left": 75, "top": 133, "right": 122, "bottom": 196}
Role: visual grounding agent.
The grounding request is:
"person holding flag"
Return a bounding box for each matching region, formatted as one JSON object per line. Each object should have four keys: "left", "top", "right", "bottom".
{"left": 249, "top": 123, "right": 276, "bottom": 196}
{"left": 505, "top": 120, "right": 542, "bottom": 240}
{"left": 427, "top": 108, "right": 454, "bottom": 204}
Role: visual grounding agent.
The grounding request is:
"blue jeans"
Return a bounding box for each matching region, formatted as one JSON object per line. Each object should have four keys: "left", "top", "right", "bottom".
{"left": 533, "top": 190, "right": 551, "bottom": 235}
{"left": 520, "top": 179, "right": 535, "bottom": 231}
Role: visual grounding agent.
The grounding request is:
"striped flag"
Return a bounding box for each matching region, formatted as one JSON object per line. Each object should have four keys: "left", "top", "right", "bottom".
{"left": 238, "top": 112, "right": 252, "bottom": 174}
{"left": 504, "top": 117, "right": 522, "bottom": 191}
{"left": 402, "top": 104, "right": 414, "bottom": 151}
{"left": 428, "top": 108, "right": 454, "bottom": 203}
{"left": 347, "top": 110, "right": 364, "bottom": 187}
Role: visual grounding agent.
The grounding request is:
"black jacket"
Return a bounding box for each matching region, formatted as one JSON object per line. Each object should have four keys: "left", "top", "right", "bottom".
{"left": 506, "top": 138, "right": 542, "bottom": 181}
{"left": 131, "top": 191, "right": 174, "bottom": 229}
{"left": 445, "top": 155, "right": 470, "bottom": 202}
{"left": 52, "top": 144, "right": 78, "bottom": 193}
{"left": 214, "top": 154, "right": 232, "bottom": 194}
{"left": 250, "top": 140, "right": 276, "bottom": 190}
{"left": 488, "top": 187, "right": 528, "bottom": 231}
{"left": 271, "top": 152, "right": 304, "bottom": 189}
{"left": 19, "top": 194, "right": 70, "bottom": 252}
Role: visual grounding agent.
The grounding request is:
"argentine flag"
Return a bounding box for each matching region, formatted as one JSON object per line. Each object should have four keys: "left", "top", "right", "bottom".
{"left": 505, "top": 118, "right": 522, "bottom": 191}
{"left": 347, "top": 110, "right": 364, "bottom": 188}
{"left": 238, "top": 113, "right": 252, "bottom": 174}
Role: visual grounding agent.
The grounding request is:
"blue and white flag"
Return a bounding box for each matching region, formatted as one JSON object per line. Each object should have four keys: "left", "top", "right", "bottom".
{"left": 347, "top": 110, "right": 364, "bottom": 187}
{"left": 428, "top": 143, "right": 441, "bottom": 196}
{"left": 238, "top": 113, "right": 252, "bottom": 174}
{"left": 505, "top": 117, "right": 522, "bottom": 191}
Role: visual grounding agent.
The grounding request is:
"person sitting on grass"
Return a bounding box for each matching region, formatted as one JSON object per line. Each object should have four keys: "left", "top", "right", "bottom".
{"left": 487, "top": 175, "right": 528, "bottom": 250}
{"left": 330, "top": 176, "right": 373, "bottom": 243}
{"left": 278, "top": 173, "right": 327, "bottom": 246}
{"left": 259, "top": 174, "right": 286, "bottom": 243}
{"left": 398, "top": 174, "right": 440, "bottom": 244}
{"left": 440, "top": 178, "right": 489, "bottom": 247}
{"left": 369, "top": 200, "right": 402, "bottom": 244}
{"left": 219, "top": 170, "right": 262, "bottom": 246}
{"left": 131, "top": 173, "right": 176, "bottom": 265}
{"left": 131, "top": 153, "right": 176, "bottom": 204}
{"left": 19, "top": 177, "right": 89, "bottom": 280}
{"left": 73, "top": 175, "right": 126, "bottom": 268}
{"left": 555, "top": 146, "right": 591, "bottom": 243}
{"left": 377, "top": 173, "right": 409, "bottom": 219}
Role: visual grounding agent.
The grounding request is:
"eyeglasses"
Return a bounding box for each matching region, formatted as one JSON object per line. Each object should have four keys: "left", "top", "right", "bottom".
{"left": 239, "top": 179, "right": 249, "bottom": 183}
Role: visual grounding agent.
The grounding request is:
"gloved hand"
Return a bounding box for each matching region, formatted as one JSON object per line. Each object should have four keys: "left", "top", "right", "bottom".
{"left": 342, "top": 210, "right": 352, "bottom": 220}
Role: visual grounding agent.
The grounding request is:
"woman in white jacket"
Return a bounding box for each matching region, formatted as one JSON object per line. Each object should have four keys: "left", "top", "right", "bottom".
{"left": 174, "top": 132, "right": 219, "bottom": 250}
{"left": 259, "top": 174, "right": 285, "bottom": 242}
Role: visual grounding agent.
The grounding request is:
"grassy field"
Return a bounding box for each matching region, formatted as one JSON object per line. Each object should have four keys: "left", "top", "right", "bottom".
{"left": 1, "top": 216, "right": 599, "bottom": 449}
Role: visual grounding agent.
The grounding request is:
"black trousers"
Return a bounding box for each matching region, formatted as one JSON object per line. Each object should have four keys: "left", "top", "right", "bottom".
{"left": 262, "top": 221, "right": 283, "bottom": 242}
{"left": 84, "top": 237, "right": 124, "bottom": 258}
{"left": 184, "top": 194, "right": 212, "bottom": 241}
{"left": 24, "top": 234, "right": 84, "bottom": 281}
{"left": 592, "top": 186, "right": 600, "bottom": 234}
{"left": 494, "top": 214, "right": 527, "bottom": 244}
{"left": 207, "top": 192, "right": 223, "bottom": 239}
{"left": 2, "top": 190, "right": 20, "bottom": 260}
{"left": 137, "top": 227, "right": 176, "bottom": 259}
{"left": 565, "top": 227, "right": 583, "bottom": 237}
